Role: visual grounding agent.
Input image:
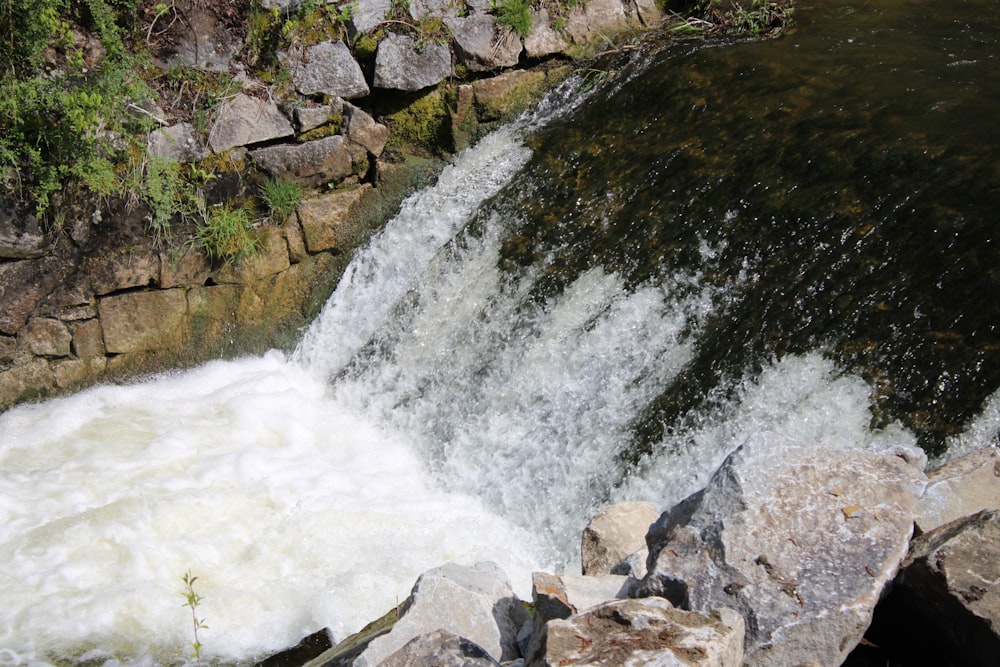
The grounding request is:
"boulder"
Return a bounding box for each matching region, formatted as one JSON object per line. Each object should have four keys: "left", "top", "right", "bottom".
{"left": 209, "top": 93, "right": 295, "bottom": 153}
{"left": 637, "top": 433, "right": 927, "bottom": 667}
{"left": 373, "top": 34, "right": 452, "bottom": 91}
{"left": 0, "top": 254, "right": 73, "bottom": 335}
{"left": 563, "top": 0, "right": 629, "bottom": 46}
{"left": 350, "top": 562, "right": 529, "bottom": 666}
{"left": 147, "top": 122, "right": 209, "bottom": 162}
{"left": 526, "top": 572, "right": 635, "bottom": 663}
{"left": 84, "top": 248, "right": 160, "bottom": 296}
{"left": 916, "top": 448, "right": 1000, "bottom": 534}
{"left": 281, "top": 41, "right": 370, "bottom": 99}
{"left": 255, "top": 628, "right": 334, "bottom": 667}
{"left": 68, "top": 318, "right": 105, "bottom": 360}
{"left": 250, "top": 136, "right": 354, "bottom": 188}
{"left": 409, "top": 0, "right": 463, "bottom": 21}
{"left": 445, "top": 15, "right": 522, "bottom": 72}
{"left": 581, "top": 501, "right": 660, "bottom": 577}
{"left": 380, "top": 629, "right": 500, "bottom": 667}
{"left": 161, "top": 3, "right": 242, "bottom": 72}
{"left": 889, "top": 509, "right": 1000, "bottom": 665}
{"left": 472, "top": 69, "right": 548, "bottom": 121}
{"left": 530, "top": 597, "right": 744, "bottom": 667}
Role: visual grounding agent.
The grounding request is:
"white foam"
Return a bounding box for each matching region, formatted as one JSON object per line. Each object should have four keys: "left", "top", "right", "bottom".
{"left": 0, "top": 353, "right": 545, "bottom": 663}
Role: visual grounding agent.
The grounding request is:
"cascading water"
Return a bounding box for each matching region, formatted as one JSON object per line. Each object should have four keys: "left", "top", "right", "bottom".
{"left": 2, "top": 0, "right": 1000, "bottom": 663}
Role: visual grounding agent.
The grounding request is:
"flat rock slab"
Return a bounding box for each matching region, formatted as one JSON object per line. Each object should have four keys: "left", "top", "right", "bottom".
{"left": 582, "top": 500, "right": 659, "bottom": 577}
{"left": 374, "top": 34, "right": 452, "bottom": 91}
{"left": 917, "top": 448, "right": 1000, "bottom": 534}
{"left": 533, "top": 597, "right": 744, "bottom": 667}
{"left": 250, "top": 136, "right": 354, "bottom": 188}
{"left": 209, "top": 93, "right": 294, "bottom": 153}
{"left": 282, "top": 41, "right": 370, "bottom": 99}
{"left": 638, "top": 433, "right": 927, "bottom": 667}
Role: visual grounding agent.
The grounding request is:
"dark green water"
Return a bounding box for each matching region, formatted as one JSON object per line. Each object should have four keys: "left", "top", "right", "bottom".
{"left": 497, "top": 0, "right": 1000, "bottom": 456}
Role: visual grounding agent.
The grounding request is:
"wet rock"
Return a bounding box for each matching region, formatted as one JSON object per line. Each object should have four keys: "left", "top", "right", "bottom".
{"left": 68, "top": 318, "right": 105, "bottom": 360}
{"left": 147, "top": 122, "right": 210, "bottom": 162}
{"left": 916, "top": 448, "right": 1000, "bottom": 534}
{"left": 472, "top": 69, "right": 548, "bottom": 121}
{"left": 0, "top": 254, "right": 72, "bottom": 335}
{"left": 446, "top": 15, "right": 522, "bottom": 72}
{"left": 373, "top": 34, "right": 452, "bottom": 91}
{"left": 380, "top": 629, "right": 500, "bottom": 667}
{"left": 209, "top": 93, "right": 295, "bottom": 153}
{"left": 250, "top": 136, "right": 354, "bottom": 188}
{"left": 98, "top": 289, "right": 189, "bottom": 354}
{"left": 281, "top": 41, "right": 370, "bottom": 99}
{"left": 637, "top": 432, "right": 927, "bottom": 667}
{"left": 293, "top": 185, "right": 372, "bottom": 253}
{"left": 351, "top": 561, "right": 529, "bottom": 666}
{"left": 581, "top": 501, "right": 659, "bottom": 577}
{"left": 85, "top": 249, "right": 160, "bottom": 296}
{"left": 211, "top": 228, "right": 291, "bottom": 285}
{"left": 530, "top": 597, "right": 744, "bottom": 667}
{"left": 889, "top": 509, "right": 1000, "bottom": 666}
{"left": 159, "top": 245, "right": 212, "bottom": 289}
{"left": 255, "top": 628, "right": 334, "bottom": 667}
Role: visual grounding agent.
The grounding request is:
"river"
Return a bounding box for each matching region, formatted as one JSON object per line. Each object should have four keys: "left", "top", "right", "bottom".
{"left": 1, "top": 0, "right": 999, "bottom": 663}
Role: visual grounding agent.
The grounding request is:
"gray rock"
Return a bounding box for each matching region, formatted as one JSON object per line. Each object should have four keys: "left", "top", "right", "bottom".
{"left": 162, "top": 4, "right": 242, "bottom": 72}
{"left": 147, "top": 123, "right": 209, "bottom": 162}
{"left": 637, "top": 432, "right": 927, "bottom": 667}
{"left": 409, "top": 0, "right": 463, "bottom": 20}
{"left": 445, "top": 15, "right": 522, "bottom": 72}
{"left": 282, "top": 41, "right": 370, "bottom": 99}
{"left": 209, "top": 93, "right": 295, "bottom": 153}
{"left": 563, "top": 0, "right": 628, "bottom": 46}
{"left": 349, "top": 0, "right": 394, "bottom": 35}
{"left": 250, "top": 136, "right": 354, "bottom": 188}
{"left": 0, "top": 202, "right": 50, "bottom": 259}
{"left": 296, "top": 102, "right": 342, "bottom": 133}
{"left": 352, "top": 562, "right": 529, "bottom": 667}
{"left": 0, "top": 254, "right": 71, "bottom": 335}
{"left": 893, "top": 509, "right": 1000, "bottom": 665}
{"left": 523, "top": 9, "right": 572, "bottom": 59}
{"left": 380, "top": 629, "right": 500, "bottom": 667}
{"left": 344, "top": 103, "right": 390, "bottom": 156}
{"left": 630, "top": 0, "right": 665, "bottom": 28}
{"left": 917, "top": 448, "right": 1000, "bottom": 534}
{"left": 373, "top": 34, "right": 452, "bottom": 91}
{"left": 581, "top": 501, "right": 660, "bottom": 577}
{"left": 530, "top": 598, "right": 744, "bottom": 667}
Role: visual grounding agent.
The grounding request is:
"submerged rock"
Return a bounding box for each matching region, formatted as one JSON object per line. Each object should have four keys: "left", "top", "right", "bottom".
{"left": 637, "top": 433, "right": 927, "bottom": 667}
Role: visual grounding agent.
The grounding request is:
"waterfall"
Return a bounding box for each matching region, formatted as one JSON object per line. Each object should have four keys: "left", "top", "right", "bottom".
{"left": 2, "top": 2, "right": 1000, "bottom": 661}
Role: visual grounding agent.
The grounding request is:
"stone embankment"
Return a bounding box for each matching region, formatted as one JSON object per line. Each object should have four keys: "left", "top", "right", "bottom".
{"left": 255, "top": 437, "right": 1000, "bottom": 667}
{"left": 0, "top": 0, "right": 665, "bottom": 409}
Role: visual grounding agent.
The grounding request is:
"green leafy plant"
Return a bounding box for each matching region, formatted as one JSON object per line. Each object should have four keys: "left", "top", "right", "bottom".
{"left": 196, "top": 203, "right": 260, "bottom": 262}
{"left": 142, "top": 156, "right": 196, "bottom": 242}
{"left": 181, "top": 570, "right": 208, "bottom": 661}
{"left": 493, "top": 0, "right": 533, "bottom": 38}
{"left": 259, "top": 177, "right": 303, "bottom": 222}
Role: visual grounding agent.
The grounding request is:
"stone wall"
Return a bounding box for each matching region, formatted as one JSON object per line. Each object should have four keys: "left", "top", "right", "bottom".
{"left": 0, "top": 0, "right": 667, "bottom": 410}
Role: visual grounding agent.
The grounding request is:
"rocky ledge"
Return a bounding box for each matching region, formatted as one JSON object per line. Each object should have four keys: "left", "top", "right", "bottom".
{"left": 255, "top": 437, "right": 1000, "bottom": 667}
{"left": 0, "top": 0, "right": 676, "bottom": 409}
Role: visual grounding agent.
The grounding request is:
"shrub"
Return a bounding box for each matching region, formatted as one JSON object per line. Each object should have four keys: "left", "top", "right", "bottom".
{"left": 196, "top": 203, "right": 260, "bottom": 262}
{"left": 493, "top": 0, "right": 533, "bottom": 38}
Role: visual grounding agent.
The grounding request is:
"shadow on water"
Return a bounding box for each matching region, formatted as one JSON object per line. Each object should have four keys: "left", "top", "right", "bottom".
{"left": 488, "top": 0, "right": 1000, "bottom": 458}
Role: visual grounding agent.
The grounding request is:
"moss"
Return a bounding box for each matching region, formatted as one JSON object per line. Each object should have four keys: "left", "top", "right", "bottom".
{"left": 384, "top": 88, "right": 450, "bottom": 155}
